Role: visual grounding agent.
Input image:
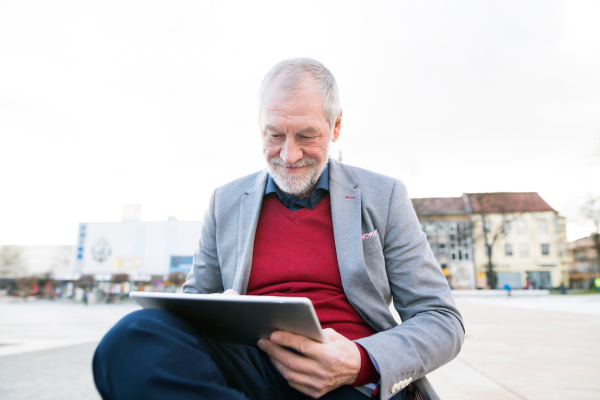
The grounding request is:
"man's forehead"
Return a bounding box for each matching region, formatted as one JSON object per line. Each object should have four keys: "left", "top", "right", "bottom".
{"left": 263, "top": 89, "right": 325, "bottom": 119}
{"left": 262, "top": 114, "right": 319, "bottom": 131}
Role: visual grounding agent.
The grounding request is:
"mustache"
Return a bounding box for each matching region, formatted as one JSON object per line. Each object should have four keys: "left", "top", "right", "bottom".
{"left": 269, "top": 157, "right": 318, "bottom": 168}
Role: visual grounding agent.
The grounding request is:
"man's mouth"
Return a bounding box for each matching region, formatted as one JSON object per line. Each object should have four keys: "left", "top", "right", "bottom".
{"left": 269, "top": 157, "right": 318, "bottom": 171}
{"left": 280, "top": 165, "right": 306, "bottom": 170}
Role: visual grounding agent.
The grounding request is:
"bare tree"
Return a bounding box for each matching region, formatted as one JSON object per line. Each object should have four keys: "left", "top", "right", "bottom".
{"left": 581, "top": 195, "right": 600, "bottom": 273}
{"left": 0, "top": 246, "right": 26, "bottom": 278}
{"left": 50, "top": 246, "right": 73, "bottom": 276}
{"left": 466, "top": 193, "right": 526, "bottom": 289}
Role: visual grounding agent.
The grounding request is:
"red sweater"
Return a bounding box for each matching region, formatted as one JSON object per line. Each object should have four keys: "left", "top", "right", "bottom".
{"left": 247, "top": 194, "right": 379, "bottom": 386}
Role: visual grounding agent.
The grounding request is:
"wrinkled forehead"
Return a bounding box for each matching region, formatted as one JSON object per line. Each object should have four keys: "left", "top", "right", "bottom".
{"left": 260, "top": 75, "right": 327, "bottom": 128}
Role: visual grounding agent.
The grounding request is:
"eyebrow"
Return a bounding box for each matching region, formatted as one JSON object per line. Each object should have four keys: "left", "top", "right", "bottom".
{"left": 263, "top": 125, "right": 320, "bottom": 135}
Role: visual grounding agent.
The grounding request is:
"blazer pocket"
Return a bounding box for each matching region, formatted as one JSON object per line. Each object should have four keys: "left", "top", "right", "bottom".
{"left": 362, "top": 236, "right": 390, "bottom": 299}
{"left": 362, "top": 236, "right": 383, "bottom": 254}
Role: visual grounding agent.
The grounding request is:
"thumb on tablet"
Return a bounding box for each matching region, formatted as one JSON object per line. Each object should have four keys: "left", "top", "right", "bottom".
{"left": 222, "top": 289, "right": 240, "bottom": 296}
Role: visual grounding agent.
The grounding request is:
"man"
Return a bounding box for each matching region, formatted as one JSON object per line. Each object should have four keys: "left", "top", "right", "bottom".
{"left": 93, "top": 58, "right": 464, "bottom": 400}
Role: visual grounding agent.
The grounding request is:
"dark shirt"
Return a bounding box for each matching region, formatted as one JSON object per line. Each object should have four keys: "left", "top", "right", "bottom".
{"left": 264, "top": 163, "right": 329, "bottom": 212}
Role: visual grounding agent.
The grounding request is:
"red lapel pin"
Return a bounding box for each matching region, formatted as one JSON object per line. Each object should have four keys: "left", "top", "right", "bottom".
{"left": 346, "top": 196, "right": 355, "bottom": 199}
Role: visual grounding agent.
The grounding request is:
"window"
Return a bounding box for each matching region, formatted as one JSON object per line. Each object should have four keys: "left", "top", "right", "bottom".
{"left": 516, "top": 218, "right": 527, "bottom": 233}
{"left": 503, "top": 221, "right": 511, "bottom": 234}
{"left": 557, "top": 242, "right": 563, "bottom": 257}
{"left": 438, "top": 243, "right": 447, "bottom": 254}
{"left": 505, "top": 244, "right": 513, "bottom": 256}
{"left": 575, "top": 250, "right": 586, "bottom": 261}
{"left": 425, "top": 223, "right": 436, "bottom": 233}
{"left": 437, "top": 224, "right": 445, "bottom": 232}
{"left": 538, "top": 220, "right": 548, "bottom": 232}
{"left": 554, "top": 218, "right": 561, "bottom": 233}
{"left": 541, "top": 244, "right": 549, "bottom": 256}
{"left": 519, "top": 243, "right": 529, "bottom": 257}
{"left": 483, "top": 221, "right": 491, "bottom": 232}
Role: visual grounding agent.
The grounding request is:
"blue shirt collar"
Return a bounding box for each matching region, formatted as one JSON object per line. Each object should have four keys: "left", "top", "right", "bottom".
{"left": 265, "top": 163, "right": 329, "bottom": 211}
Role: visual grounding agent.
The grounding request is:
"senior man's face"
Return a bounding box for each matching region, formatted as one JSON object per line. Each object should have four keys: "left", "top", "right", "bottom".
{"left": 261, "top": 81, "right": 341, "bottom": 198}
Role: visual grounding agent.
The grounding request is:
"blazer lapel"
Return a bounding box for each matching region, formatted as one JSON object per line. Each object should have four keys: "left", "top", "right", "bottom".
{"left": 329, "top": 159, "right": 392, "bottom": 330}
{"left": 232, "top": 170, "right": 268, "bottom": 294}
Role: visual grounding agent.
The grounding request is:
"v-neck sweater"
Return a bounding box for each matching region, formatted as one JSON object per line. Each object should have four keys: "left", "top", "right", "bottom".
{"left": 247, "top": 193, "right": 379, "bottom": 386}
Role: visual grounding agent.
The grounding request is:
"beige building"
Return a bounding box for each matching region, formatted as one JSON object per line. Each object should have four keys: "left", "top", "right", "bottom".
{"left": 411, "top": 192, "right": 571, "bottom": 289}
{"left": 569, "top": 235, "right": 600, "bottom": 289}
{"left": 465, "top": 192, "right": 571, "bottom": 289}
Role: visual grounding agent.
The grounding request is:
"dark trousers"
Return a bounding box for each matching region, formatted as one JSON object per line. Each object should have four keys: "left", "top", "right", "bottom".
{"left": 93, "top": 309, "right": 405, "bottom": 400}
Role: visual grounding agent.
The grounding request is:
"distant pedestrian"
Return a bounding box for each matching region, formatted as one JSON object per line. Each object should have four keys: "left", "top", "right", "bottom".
{"left": 595, "top": 277, "right": 600, "bottom": 293}
{"left": 503, "top": 283, "right": 512, "bottom": 296}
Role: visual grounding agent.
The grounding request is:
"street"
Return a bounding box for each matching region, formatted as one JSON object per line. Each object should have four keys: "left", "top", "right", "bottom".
{"left": 1, "top": 294, "right": 599, "bottom": 400}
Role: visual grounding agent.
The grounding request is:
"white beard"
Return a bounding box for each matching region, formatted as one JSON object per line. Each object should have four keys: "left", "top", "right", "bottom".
{"left": 266, "top": 156, "right": 328, "bottom": 198}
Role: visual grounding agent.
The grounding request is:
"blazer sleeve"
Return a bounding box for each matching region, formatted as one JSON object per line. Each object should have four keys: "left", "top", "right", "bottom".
{"left": 355, "top": 179, "right": 465, "bottom": 399}
{"left": 182, "top": 188, "right": 225, "bottom": 294}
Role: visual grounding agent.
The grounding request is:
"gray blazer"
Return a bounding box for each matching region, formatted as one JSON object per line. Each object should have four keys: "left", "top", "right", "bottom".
{"left": 183, "top": 158, "right": 464, "bottom": 400}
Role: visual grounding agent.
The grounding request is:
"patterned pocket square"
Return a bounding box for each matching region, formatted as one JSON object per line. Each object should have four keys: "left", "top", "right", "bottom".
{"left": 361, "top": 229, "right": 377, "bottom": 240}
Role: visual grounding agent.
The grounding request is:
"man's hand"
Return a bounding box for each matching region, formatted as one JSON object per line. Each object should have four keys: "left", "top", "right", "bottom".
{"left": 257, "top": 328, "right": 361, "bottom": 398}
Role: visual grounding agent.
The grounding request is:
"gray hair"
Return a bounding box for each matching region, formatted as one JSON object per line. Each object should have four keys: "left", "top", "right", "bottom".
{"left": 259, "top": 57, "right": 341, "bottom": 131}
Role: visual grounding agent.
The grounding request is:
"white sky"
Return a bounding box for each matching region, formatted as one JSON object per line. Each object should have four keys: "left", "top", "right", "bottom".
{"left": 1, "top": 0, "right": 599, "bottom": 245}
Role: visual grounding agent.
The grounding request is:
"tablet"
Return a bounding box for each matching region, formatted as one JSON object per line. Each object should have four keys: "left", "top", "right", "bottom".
{"left": 129, "top": 291, "right": 326, "bottom": 345}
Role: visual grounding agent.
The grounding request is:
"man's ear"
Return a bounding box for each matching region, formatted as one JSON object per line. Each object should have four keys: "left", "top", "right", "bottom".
{"left": 332, "top": 110, "right": 342, "bottom": 142}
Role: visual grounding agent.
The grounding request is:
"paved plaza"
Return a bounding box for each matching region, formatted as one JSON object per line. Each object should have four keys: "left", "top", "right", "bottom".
{"left": 1, "top": 294, "right": 599, "bottom": 400}
{"left": 428, "top": 294, "right": 600, "bottom": 399}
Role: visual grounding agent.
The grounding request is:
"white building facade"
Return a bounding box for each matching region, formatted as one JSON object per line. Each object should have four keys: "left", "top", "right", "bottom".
{"left": 72, "top": 205, "right": 202, "bottom": 280}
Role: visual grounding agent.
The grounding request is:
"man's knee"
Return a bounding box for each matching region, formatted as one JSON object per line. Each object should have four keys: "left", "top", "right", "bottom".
{"left": 93, "top": 309, "right": 196, "bottom": 399}
{"left": 93, "top": 309, "right": 234, "bottom": 400}
{"left": 95, "top": 308, "right": 190, "bottom": 361}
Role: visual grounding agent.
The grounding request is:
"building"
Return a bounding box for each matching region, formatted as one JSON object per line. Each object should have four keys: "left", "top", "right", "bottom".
{"left": 411, "top": 197, "right": 475, "bottom": 289}
{"left": 72, "top": 205, "right": 202, "bottom": 281}
{"left": 465, "top": 192, "right": 571, "bottom": 289}
{"left": 569, "top": 235, "right": 600, "bottom": 289}
{"left": 411, "top": 192, "right": 571, "bottom": 289}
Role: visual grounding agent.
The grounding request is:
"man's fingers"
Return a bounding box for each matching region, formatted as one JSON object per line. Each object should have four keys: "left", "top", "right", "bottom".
{"left": 269, "top": 356, "right": 328, "bottom": 398}
{"left": 258, "top": 331, "right": 360, "bottom": 398}
{"left": 269, "top": 331, "right": 319, "bottom": 357}
{"left": 258, "top": 340, "right": 319, "bottom": 374}
{"left": 289, "top": 378, "right": 327, "bottom": 398}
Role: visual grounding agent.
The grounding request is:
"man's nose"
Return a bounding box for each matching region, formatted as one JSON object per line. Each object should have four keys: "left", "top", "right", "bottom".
{"left": 280, "top": 138, "right": 303, "bottom": 165}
